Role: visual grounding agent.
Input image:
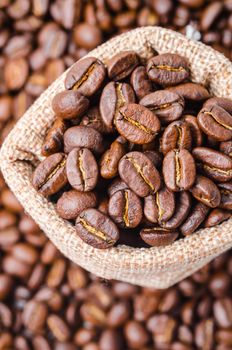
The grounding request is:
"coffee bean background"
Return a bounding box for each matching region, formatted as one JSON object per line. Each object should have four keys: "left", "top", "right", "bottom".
{"left": 0, "top": 0, "right": 232, "bottom": 348}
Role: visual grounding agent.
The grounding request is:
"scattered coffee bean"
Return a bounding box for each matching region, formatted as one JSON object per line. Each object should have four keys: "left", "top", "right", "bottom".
{"left": 107, "top": 51, "right": 139, "bottom": 81}
{"left": 204, "top": 209, "right": 231, "bottom": 228}
{"left": 64, "top": 126, "right": 104, "bottom": 154}
{"left": 167, "top": 82, "right": 210, "bottom": 101}
{"left": 190, "top": 175, "right": 221, "bottom": 208}
{"left": 161, "top": 120, "right": 192, "bottom": 155}
{"left": 42, "top": 118, "right": 68, "bottom": 156}
{"left": 180, "top": 202, "right": 209, "bottom": 236}
{"left": 140, "top": 227, "right": 179, "bottom": 247}
{"left": 52, "top": 90, "right": 89, "bottom": 120}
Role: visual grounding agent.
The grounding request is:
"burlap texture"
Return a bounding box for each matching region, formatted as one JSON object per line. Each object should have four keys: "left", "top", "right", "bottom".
{"left": 1, "top": 27, "right": 232, "bottom": 288}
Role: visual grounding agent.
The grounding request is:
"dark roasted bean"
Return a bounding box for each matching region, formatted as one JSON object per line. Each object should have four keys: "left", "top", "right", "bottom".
{"left": 52, "top": 90, "right": 89, "bottom": 120}
{"left": 107, "top": 51, "right": 139, "bottom": 81}
{"left": 66, "top": 148, "right": 98, "bottom": 192}
{"left": 180, "top": 202, "right": 209, "bottom": 236}
{"left": 146, "top": 53, "right": 190, "bottom": 86}
{"left": 204, "top": 209, "right": 231, "bottom": 228}
{"left": 76, "top": 208, "right": 119, "bottom": 248}
{"left": 42, "top": 119, "right": 68, "bottom": 157}
{"left": 167, "top": 82, "right": 210, "bottom": 101}
{"left": 161, "top": 120, "right": 192, "bottom": 155}
{"left": 190, "top": 175, "right": 221, "bottom": 208}
{"left": 64, "top": 126, "right": 104, "bottom": 154}
{"left": 140, "top": 227, "right": 179, "bottom": 246}
{"left": 130, "top": 65, "right": 153, "bottom": 100}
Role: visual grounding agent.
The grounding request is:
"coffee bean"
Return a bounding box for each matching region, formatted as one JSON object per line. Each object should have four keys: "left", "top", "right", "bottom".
{"left": 180, "top": 202, "right": 209, "bottom": 236}
{"left": 124, "top": 320, "right": 149, "bottom": 349}
{"left": 108, "top": 189, "right": 142, "bottom": 228}
{"left": 41, "top": 118, "right": 68, "bottom": 157}
{"left": 57, "top": 190, "right": 97, "bottom": 220}
{"left": 140, "top": 227, "right": 179, "bottom": 246}
{"left": 130, "top": 65, "right": 153, "bottom": 100}
{"left": 218, "top": 182, "right": 232, "bottom": 210}
{"left": 46, "top": 258, "right": 66, "bottom": 288}
{"left": 119, "top": 151, "right": 161, "bottom": 197}
{"left": 204, "top": 97, "right": 232, "bottom": 115}
{"left": 140, "top": 90, "right": 185, "bottom": 124}
{"left": 65, "top": 57, "right": 106, "bottom": 97}
{"left": 162, "top": 191, "right": 191, "bottom": 229}
{"left": 213, "top": 298, "right": 232, "bottom": 328}
{"left": 204, "top": 209, "right": 231, "bottom": 228}
{"left": 107, "top": 51, "right": 139, "bottom": 81}
{"left": 32, "top": 153, "right": 67, "bottom": 196}
{"left": 195, "top": 319, "right": 214, "bottom": 350}
{"left": 146, "top": 53, "right": 190, "bottom": 86}
{"left": 167, "top": 83, "right": 210, "bottom": 101}
{"left": 163, "top": 149, "right": 196, "bottom": 191}
{"left": 74, "top": 23, "right": 102, "bottom": 50}
{"left": 81, "top": 106, "right": 111, "bottom": 134}
{"left": 107, "top": 302, "right": 130, "bottom": 327}
{"left": 0, "top": 95, "right": 12, "bottom": 122}
{"left": 190, "top": 175, "right": 221, "bottom": 208}
{"left": 52, "top": 90, "right": 89, "bottom": 120}
{"left": 144, "top": 186, "right": 175, "bottom": 224}
{"left": 100, "top": 137, "right": 127, "bottom": 179}
{"left": 47, "top": 315, "right": 70, "bottom": 342}
{"left": 66, "top": 148, "right": 98, "bottom": 192}
{"left": 197, "top": 105, "right": 232, "bottom": 141}
{"left": 11, "top": 242, "right": 39, "bottom": 265}
{"left": 115, "top": 103, "right": 160, "bottom": 144}
{"left": 0, "top": 274, "right": 13, "bottom": 301}
{"left": 161, "top": 120, "right": 192, "bottom": 155}
{"left": 76, "top": 208, "right": 119, "bottom": 248}
{"left": 100, "top": 82, "right": 135, "bottom": 131}
{"left": 201, "top": 1, "right": 223, "bottom": 31}
{"left": 22, "top": 300, "right": 48, "bottom": 333}
{"left": 220, "top": 140, "right": 232, "bottom": 157}
{"left": 179, "top": 0, "right": 204, "bottom": 8}
{"left": 182, "top": 115, "right": 203, "bottom": 147}
{"left": 64, "top": 126, "right": 104, "bottom": 154}
{"left": 192, "top": 147, "right": 232, "bottom": 182}
{"left": 4, "top": 58, "right": 29, "bottom": 90}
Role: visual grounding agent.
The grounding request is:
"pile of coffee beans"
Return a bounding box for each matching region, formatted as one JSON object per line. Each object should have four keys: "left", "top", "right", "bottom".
{"left": 32, "top": 50, "right": 232, "bottom": 249}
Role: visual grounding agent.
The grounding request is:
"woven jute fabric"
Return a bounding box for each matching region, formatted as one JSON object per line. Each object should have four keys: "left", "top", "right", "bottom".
{"left": 1, "top": 27, "right": 232, "bottom": 288}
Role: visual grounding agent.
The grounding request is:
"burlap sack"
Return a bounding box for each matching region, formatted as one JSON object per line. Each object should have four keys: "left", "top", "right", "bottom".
{"left": 1, "top": 27, "right": 232, "bottom": 288}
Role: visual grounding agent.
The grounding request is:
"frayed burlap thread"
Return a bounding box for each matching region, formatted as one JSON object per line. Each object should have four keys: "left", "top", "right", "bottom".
{"left": 1, "top": 27, "right": 232, "bottom": 288}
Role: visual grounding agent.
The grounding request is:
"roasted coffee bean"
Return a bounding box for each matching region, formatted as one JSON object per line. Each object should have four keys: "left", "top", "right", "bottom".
{"left": 200, "top": 1, "right": 223, "bottom": 31}
{"left": 124, "top": 320, "right": 149, "bottom": 349}
{"left": 52, "top": 90, "right": 89, "bottom": 120}
{"left": 100, "top": 137, "right": 127, "bottom": 179}
{"left": 57, "top": 190, "right": 97, "bottom": 220}
{"left": 140, "top": 227, "right": 179, "bottom": 247}
{"left": 161, "top": 191, "right": 191, "bottom": 229}
{"left": 204, "top": 209, "right": 231, "bottom": 228}
{"left": 115, "top": 103, "right": 160, "bottom": 144}
{"left": 130, "top": 66, "right": 153, "bottom": 100}
{"left": 143, "top": 150, "right": 163, "bottom": 168}
{"left": 140, "top": 90, "right": 185, "bottom": 124}
{"left": 4, "top": 57, "right": 29, "bottom": 90}
{"left": 11, "top": 242, "right": 38, "bottom": 265}
{"left": 167, "top": 83, "right": 210, "bottom": 101}
{"left": 190, "top": 175, "right": 221, "bottom": 208}
{"left": 220, "top": 140, "right": 232, "bottom": 157}
{"left": 32, "top": 153, "right": 67, "bottom": 196}
{"left": 204, "top": 97, "right": 232, "bottom": 115}
{"left": 47, "top": 315, "right": 70, "bottom": 342}
{"left": 161, "top": 120, "right": 192, "bottom": 155}
{"left": 22, "top": 300, "right": 48, "bottom": 333}
{"left": 76, "top": 208, "right": 119, "bottom": 248}
{"left": 42, "top": 118, "right": 68, "bottom": 157}
{"left": 64, "top": 126, "right": 104, "bottom": 154}
{"left": 163, "top": 149, "right": 196, "bottom": 191}
{"left": 107, "top": 301, "right": 130, "bottom": 327}
{"left": 65, "top": 57, "right": 106, "bottom": 97}
{"left": 108, "top": 178, "right": 129, "bottom": 197}
{"left": 107, "top": 51, "right": 139, "bottom": 81}
{"left": 192, "top": 147, "right": 232, "bottom": 182}
{"left": 66, "top": 148, "right": 98, "bottom": 192}
{"left": 213, "top": 298, "right": 232, "bottom": 328}
{"left": 81, "top": 106, "right": 111, "bottom": 134}
{"left": 146, "top": 53, "right": 190, "bottom": 86}
{"left": 108, "top": 189, "right": 142, "bottom": 228}
{"left": 180, "top": 202, "right": 209, "bottom": 236}
{"left": 74, "top": 23, "right": 102, "bottom": 50}
{"left": 100, "top": 82, "right": 135, "bottom": 131}
{"left": 80, "top": 301, "right": 107, "bottom": 326}
{"left": 218, "top": 182, "right": 232, "bottom": 210}
{"left": 119, "top": 151, "right": 161, "bottom": 197}
{"left": 182, "top": 115, "right": 203, "bottom": 147}
{"left": 144, "top": 187, "right": 175, "bottom": 224}
{"left": 197, "top": 105, "right": 232, "bottom": 141}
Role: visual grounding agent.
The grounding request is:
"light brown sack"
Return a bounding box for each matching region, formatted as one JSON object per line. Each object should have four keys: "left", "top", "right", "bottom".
{"left": 1, "top": 27, "right": 232, "bottom": 288}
